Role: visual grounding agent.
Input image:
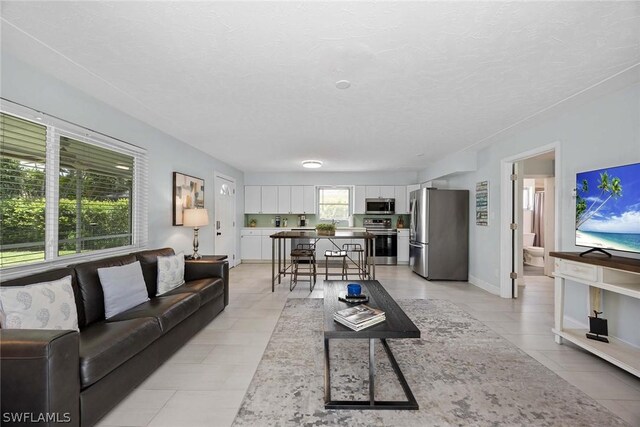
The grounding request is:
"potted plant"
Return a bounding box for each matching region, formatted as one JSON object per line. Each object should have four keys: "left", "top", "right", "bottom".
{"left": 316, "top": 223, "right": 336, "bottom": 236}
{"left": 249, "top": 218, "right": 257, "bottom": 227}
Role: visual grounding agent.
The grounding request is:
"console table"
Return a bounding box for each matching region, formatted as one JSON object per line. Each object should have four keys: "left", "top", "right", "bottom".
{"left": 550, "top": 252, "right": 640, "bottom": 378}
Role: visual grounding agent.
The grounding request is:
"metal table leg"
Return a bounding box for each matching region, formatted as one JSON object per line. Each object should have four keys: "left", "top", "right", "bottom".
{"left": 271, "top": 237, "right": 275, "bottom": 292}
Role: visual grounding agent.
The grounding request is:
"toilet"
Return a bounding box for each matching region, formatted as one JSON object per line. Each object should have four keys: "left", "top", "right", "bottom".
{"left": 523, "top": 233, "right": 545, "bottom": 267}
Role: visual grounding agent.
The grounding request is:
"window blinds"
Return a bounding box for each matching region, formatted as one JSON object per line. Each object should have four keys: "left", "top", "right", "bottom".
{"left": 0, "top": 113, "right": 48, "bottom": 267}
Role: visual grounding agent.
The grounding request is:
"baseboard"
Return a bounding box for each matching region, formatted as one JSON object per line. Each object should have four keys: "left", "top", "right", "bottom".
{"left": 468, "top": 275, "right": 500, "bottom": 296}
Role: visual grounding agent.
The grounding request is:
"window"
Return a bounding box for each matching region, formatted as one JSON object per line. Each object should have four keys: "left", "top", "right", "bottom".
{"left": 0, "top": 103, "right": 147, "bottom": 272}
{"left": 318, "top": 187, "right": 351, "bottom": 221}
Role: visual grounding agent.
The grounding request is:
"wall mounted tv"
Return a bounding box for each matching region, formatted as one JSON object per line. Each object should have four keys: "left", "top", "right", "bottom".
{"left": 575, "top": 162, "right": 640, "bottom": 256}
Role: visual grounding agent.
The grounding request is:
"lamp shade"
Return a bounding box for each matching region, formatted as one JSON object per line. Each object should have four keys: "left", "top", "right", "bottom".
{"left": 183, "top": 208, "right": 209, "bottom": 227}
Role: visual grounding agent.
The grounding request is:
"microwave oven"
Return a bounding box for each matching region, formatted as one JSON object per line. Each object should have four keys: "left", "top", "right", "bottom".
{"left": 365, "top": 198, "right": 395, "bottom": 215}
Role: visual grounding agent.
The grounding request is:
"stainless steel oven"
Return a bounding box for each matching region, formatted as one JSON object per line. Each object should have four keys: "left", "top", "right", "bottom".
{"left": 364, "top": 218, "right": 397, "bottom": 265}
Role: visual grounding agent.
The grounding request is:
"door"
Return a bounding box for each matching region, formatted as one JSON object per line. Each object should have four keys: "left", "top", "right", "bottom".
{"left": 215, "top": 173, "right": 236, "bottom": 266}
{"left": 409, "top": 242, "right": 427, "bottom": 278}
{"left": 412, "top": 188, "right": 428, "bottom": 244}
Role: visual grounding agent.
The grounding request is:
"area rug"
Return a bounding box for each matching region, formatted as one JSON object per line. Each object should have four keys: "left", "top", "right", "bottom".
{"left": 232, "top": 299, "right": 628, "bottom": 426}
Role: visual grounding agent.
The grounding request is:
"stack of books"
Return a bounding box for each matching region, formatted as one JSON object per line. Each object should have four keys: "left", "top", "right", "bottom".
{"left": 333, "top": 305, "right": 385, "bottom": 331}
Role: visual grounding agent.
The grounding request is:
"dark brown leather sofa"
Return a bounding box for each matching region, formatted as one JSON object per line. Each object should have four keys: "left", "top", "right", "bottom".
{"left": 0, "top": 248, "right": 229, "bottom": 427}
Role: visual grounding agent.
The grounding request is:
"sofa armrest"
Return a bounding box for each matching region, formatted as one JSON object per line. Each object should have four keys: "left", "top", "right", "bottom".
{"left": 0, "top": 329, "right": 80, "bottom": 427}
{"left": 185, "top": 260, "right": 229, "bottom": 306}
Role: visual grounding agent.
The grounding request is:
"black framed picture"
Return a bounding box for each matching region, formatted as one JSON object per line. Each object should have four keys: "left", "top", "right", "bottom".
{"left": 173, "top": 172, "right": 205, "bottom": 226}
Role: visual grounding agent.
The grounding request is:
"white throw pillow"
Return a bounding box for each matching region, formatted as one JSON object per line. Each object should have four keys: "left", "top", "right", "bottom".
{"left": 98, "top": 261, "right": 150, "bottom": 318}
{"left": 0, "top": 276, "right": 79, "bottom": 330}
{"left": 157, "top": 252, "right": 186, "bottom": 296}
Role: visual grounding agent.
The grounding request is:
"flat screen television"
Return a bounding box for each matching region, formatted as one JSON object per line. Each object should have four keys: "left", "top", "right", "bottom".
{"left": 575, "top": 162, "right": 640, "bottom": 255}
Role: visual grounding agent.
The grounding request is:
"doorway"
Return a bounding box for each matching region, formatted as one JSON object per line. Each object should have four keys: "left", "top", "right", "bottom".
{"left": 214, "top": 172, "right": 237, "bottom": 267}
{"left": 500, "top": 143, "right": 561, "bottom": 298}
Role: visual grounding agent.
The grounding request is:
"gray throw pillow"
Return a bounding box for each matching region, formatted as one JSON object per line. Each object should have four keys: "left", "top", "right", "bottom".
{"left": 0, "top": 275, "right": 79, "bottom": 330}
{"left": 157, "top": 252, "right": 186, "bottom": 296}
{"left": 98, "top": 261, "right": 149, "bottom": 318}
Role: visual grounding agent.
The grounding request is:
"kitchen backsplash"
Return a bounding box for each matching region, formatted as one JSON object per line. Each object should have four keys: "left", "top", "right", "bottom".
{"left": 244, "top": 214, "right": 410, "bottom": 228}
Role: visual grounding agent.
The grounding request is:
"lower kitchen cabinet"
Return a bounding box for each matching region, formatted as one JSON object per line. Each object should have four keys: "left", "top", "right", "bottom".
{"left": 397, "top": 230, "right": 409, "bottom": 264}
{"left": 240, "top": 234, "right": 261, "bottom": 260}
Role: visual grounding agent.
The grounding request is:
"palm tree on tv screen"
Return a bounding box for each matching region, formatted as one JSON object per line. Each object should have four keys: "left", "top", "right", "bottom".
{"left": 576, "top": 171, "right": 623, "bottom": 229}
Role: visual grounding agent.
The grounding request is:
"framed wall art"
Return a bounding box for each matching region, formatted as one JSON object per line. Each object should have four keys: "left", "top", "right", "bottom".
{"left": 476, "top": 180, "right": 489, "bottom": 226}
{"left": 173, "top": 172, "right": 205, "bottom": 226}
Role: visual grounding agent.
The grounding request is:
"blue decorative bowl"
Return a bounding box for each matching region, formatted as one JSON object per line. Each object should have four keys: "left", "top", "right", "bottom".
{"left": 347, "top": 283, "right": 362, "bottom": 296}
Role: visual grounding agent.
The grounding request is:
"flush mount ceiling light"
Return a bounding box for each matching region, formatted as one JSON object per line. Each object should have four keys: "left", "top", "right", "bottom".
{"left": 302, "top": 160, "right": 323, "bottom": 169}
{"left": 115, "top": 165, "right": 130, "bottom": 170}
{"left": 335, "top": 80, "right": 351, "bottom": 89}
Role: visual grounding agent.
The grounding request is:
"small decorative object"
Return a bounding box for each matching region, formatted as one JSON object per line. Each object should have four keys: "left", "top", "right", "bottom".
{"left": 476, "top": 180, "right": 489, "bottom": 226}
{"left": 249, "top": 218, "right": 257, "bottom": 227}
{"left": 347, "top": 283, "right": 361, "bottom": 296}
{"left": 283, "top": 218, "right": 288, "bottom": 227}
{"left": 173, "top": 172, "right": 205, "bottom": 226}
{"left": 316, "top": 223, "right": 336, "bottom": 236}
{"left": 183, "top": 208, "right": 209, "bottom": 260}
{"left": 586, "top": 310, "right": 609, "bottom": 343}
{"left": 338, "top": 293, "right": 369, "bottom": 304}
{"left": 396, "top": 217, "right": 404, "bottom": 228}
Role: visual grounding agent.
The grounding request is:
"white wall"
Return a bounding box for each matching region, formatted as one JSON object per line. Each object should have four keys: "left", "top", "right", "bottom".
{"left": 430, "top": 82, "right": 640, "bottom": 346}
{"left": 244, "top": 171, "right": 418, "bottom": 186}
{"left": 1, "top": 54, "right": 245, "bottom": 260}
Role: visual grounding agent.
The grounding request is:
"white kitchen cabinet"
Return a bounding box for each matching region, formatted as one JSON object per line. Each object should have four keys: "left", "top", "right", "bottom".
{"left": 353, "top": 186, "right": 366, "bottom": 214}
{"left": 365, "top": 185, "right": 394, "bottom": 199}
{"left": 406, "top": 184, "right": 420, "bottom": 213}
{"left": 397, "top": 229, "right": 410, "bottom": 264}
{"left": 240, "top": 229, "right": 261, "bottom": 260}
{"left": 365, "top": 186, "right": 380, "bottom": 198}
{"left": 244, "top": 186, "right": 262, "bottom": 214}
{"left": 261, "top": 186, "right": 278, "bottom": 214}
{"left": 278, "top": 186, "right": 291, "bottom": 213}
{"left": 395, "top": 186, "right": 407, "bottom": 214}
{"left": 380, "top": 186, "right": 395, "bottom": 199}
{"left": 290, "top": 186, "right": 304, "bottom": 213}
{"left": 261, "top": 234, "right": 273, "bottom": 260}
{"left": 290, "top": 185, "right": 315, "bottom": 214}
{"left": 303, "top": 185, "right": 316, "bottom": 214}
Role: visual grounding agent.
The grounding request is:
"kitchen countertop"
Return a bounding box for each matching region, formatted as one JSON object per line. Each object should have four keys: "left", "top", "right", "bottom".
{"left": 270, "top": 230, "right": 375, "bottom": 239}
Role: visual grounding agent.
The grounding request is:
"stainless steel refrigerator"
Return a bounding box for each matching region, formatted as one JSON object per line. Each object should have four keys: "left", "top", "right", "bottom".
{"left": 409, "top": 188, "right": 469, "bottom": 280}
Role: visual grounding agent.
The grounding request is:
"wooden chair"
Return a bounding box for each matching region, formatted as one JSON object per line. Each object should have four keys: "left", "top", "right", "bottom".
{"left": 290, "top": 243, "right": 316, "bottom": 291}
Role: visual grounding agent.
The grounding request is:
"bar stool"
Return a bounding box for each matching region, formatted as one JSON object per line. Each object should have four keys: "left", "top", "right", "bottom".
{"left": 343, "top": 243, "right": 365, "bottom": 279}
{"left": 290, "top": 243, "right": 316, "bottom": 291}
{"left": 324, "top": 249, "right": 347, "bottom": 280}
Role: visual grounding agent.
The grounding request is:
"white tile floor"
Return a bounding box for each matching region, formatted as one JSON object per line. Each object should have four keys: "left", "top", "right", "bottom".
{"left": 97, "top": 264, "right": 640, "bottom": 427}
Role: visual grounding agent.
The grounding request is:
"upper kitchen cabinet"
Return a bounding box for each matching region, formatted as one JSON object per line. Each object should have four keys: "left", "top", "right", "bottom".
{"left": 261, "top": 186, "right": 278, "bottom": 213}
{"left": 302, "top": 185, "right": 316, "bottom": 214}
{"left": 278, "top": 185, "right": 291, "bottom": 213}
{"left": 244, "top": 185, "right": 262, "bottom": 213}
{"left": 353, "top": 186, "right": 366, "bottom": 214}
{"left": 394, "top": 186, "right": 408, "bottom": 214}
{"left": 365, "top": 185, "right": 394, "bottom": 199}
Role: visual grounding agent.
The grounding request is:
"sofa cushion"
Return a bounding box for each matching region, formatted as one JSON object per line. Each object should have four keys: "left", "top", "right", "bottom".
{"left": 163, "top": 278, "right": 224, "bottom": 306}
{"left": 156, "top": 253, "right": 186, "bottom": 296}
{"left": 107, "top": 293, "right": 200, "bottom": 333}
{"left": 72, "top": 254, "right": 138, "bottom": 328}
{"left": 133, "top": 248, "right": 175, "bottom": 298}
{"left": 0, "top": 275, "right": 79, "bottom": 330}
{"left": 97, "top": 261, "right": 149, "bottom": 318}
{"left": 79, "top": 317, "right": 161, "bottom": 388}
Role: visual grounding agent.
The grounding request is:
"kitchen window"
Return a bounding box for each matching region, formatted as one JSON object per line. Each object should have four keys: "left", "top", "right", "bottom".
{"left": 317, "top": 187, "right": 350, "bottom": 221}
{"left": 0, "top": 102, "right": 148, "bottom": 275}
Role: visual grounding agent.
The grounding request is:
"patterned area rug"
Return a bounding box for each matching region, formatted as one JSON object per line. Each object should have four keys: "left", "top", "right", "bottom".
{"left": 233, "top": 299, "right": 628, "bottom": 426}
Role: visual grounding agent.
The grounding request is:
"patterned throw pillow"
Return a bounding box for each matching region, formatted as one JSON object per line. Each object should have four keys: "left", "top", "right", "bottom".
{"left": 156, "top": 253, "right": 186, "bottom": 296}
{"left": 0, "top": 276, "right": 79, "bottom": 330}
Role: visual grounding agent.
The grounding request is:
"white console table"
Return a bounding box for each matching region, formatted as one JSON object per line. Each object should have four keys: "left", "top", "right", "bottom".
{"left": 550, "top": 252, "right": 640, "bottom": 378}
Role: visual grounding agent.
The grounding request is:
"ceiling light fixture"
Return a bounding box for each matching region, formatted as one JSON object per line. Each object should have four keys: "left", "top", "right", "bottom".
{"left": 115, "top": 165, "right": 130, "bottom": 170}
{"left": 302, "top": 160, "right": 323, "bottom": 169}
{"left": 335, "top": 80, "right": 351, "bottom": 89}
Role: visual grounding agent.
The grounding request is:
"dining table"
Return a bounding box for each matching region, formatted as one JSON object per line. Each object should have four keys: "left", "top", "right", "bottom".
{"left": 270, "top": 230, "right": 377, "bottom": 292}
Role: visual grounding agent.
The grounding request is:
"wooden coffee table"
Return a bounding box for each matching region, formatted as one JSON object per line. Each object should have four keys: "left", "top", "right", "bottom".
{"left": 323, "top": 280, "right": 420, "bottom": 410}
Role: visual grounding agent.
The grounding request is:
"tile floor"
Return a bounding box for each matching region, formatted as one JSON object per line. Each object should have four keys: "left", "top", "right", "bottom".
{"left": 97, "top": 264, "right": 640, "bottom": 427}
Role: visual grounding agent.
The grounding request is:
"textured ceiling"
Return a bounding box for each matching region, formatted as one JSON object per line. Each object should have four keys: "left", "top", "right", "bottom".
{"left": 1, "top": 1, "right": 639, "bottom": 172}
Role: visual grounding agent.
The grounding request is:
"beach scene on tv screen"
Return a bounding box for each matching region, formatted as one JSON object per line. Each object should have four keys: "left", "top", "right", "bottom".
{"left": 576, "top": 162, "right": 640, "bottom": 253}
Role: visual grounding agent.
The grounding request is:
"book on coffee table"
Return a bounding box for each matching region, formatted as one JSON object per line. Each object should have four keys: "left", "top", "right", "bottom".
{"left": 333, "top": 304, "right": 385, "bottom": 331}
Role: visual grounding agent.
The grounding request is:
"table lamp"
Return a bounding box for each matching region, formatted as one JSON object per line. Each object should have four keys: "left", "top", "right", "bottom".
{"left": 183, "top": 208, "right": 209, "bottom": 259}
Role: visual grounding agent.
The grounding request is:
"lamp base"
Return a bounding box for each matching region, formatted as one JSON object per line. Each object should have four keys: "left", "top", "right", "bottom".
{"left": 190, "top": 252, "right": 202, "bottom": 260}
